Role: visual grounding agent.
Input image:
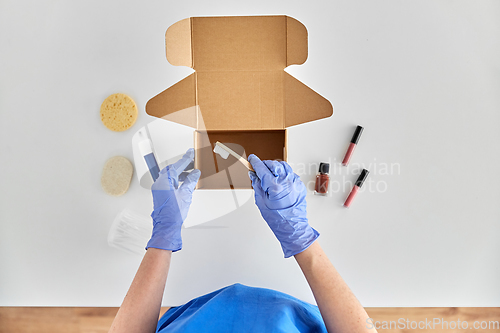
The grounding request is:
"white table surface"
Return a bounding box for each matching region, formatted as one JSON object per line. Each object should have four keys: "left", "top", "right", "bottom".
{"left": 1, "top": 0, "right": 499, "bottom": 307}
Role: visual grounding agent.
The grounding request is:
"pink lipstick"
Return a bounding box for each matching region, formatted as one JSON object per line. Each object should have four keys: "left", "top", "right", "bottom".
{"left": 342, "top": 125, "right": 363, "bottom": 166}
{"left": 344, "top": 169, "right": 369, "bottom": 208}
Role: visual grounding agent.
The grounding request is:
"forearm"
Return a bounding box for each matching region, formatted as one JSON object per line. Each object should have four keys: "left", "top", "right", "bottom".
{"left": 295, "top": 241, "right": 375, "bottom": 333}
{"left": 109, "top": 248, "right": 172, "bottom": 333}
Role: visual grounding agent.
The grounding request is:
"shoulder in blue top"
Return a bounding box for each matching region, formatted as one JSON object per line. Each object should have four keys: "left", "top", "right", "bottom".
{"left": 157, "top": 283, "right": 327, "bottom": 333}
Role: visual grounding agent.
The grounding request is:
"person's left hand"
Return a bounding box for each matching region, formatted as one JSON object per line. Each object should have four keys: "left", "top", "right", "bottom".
{"left": 146, "top": 148, "right": 201, "bottom": 252}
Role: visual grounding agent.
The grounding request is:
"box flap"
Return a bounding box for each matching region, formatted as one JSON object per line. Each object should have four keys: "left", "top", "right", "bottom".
{"left": 286, "top": 16, "right": 308, "bottom": 66}
{"left": 166, "top": 18, "right": 193, "bottom": 67}
{"left": 197, "top": 71, "right": 284, "bottom": 130}
{"left": 191, "top": 16, "right": 288, "bottom": 72}
{"left": 145, "top": 73, "right": 197, "bottom": 128}
{"left": 165, "top": 16, "right": 308, "bottom": 71}
{"left": 284, "top": 72, "right": 333, "bottom": 127}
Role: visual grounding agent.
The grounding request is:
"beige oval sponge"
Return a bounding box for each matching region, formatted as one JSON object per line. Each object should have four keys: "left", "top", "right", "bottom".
{"left": 101, "top": 156, "right": 134, "bottom": 196}
{"left": 100, "top": 93, "right": 138, "bottom": 131}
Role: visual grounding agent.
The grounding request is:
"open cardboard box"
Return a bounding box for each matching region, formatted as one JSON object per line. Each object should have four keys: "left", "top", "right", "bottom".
{"left": 146, "top": 15, "right": 333, "bottom": 189}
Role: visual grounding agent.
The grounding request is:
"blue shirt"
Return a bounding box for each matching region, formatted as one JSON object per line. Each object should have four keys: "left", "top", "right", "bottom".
{"left": 157, "top": 283, "right": 327, "bottom": 332}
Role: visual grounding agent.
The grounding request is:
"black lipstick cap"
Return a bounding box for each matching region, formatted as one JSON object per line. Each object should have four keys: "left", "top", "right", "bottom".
{"left": 350, "top": 125, "right": 364, "bottom": 144}
{"left": 355, "top": 169, "right": 369, "bottom": 188}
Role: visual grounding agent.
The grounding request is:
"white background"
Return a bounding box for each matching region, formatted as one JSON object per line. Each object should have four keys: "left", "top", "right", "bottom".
{"left": 1, "top": 0, "right": 499, "bottom": 307}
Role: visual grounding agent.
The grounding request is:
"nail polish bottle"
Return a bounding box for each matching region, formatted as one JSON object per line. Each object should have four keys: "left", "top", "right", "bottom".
{"left": 314, "top": 163, "right": 330, "bottom": 196}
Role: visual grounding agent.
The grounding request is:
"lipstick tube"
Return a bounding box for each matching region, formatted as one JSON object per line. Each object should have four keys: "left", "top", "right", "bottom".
{"left": 344, "top": 169, "right": 369, "bottom": 208}
{"left": 342, "top": 125, "right": 363, "bottom": 166}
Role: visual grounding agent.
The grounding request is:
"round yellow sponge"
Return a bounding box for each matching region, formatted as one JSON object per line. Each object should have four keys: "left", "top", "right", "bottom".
{"left": 100, "top": 93, "right": 138, "bottom": 131}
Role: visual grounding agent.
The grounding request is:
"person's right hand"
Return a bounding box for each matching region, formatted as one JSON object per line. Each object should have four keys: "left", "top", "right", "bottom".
{"left": 248, "top": 154, "right": 319, "bottom": 258}
{"left": 146, "top": 148, "right": 200, "bottom": 252}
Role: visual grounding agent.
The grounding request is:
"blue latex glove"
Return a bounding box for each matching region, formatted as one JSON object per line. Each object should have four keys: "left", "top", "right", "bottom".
{"left": 146, "top": 148, "right": 201, "bottom": 252}
{"left": 247, "top": 154, "right": 319, "bottom": 258}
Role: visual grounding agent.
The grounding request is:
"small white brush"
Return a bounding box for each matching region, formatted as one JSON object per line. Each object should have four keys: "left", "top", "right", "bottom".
{"left": 213, "top": 141, "right": 254, "bottom": 171}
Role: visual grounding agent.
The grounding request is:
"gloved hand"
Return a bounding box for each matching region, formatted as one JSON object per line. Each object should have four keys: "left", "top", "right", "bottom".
{"left": 146, "top": 148, "right": 201, "bottom": 252}
{"left": 248, "top": 154, "right": 319, "bottom": 258}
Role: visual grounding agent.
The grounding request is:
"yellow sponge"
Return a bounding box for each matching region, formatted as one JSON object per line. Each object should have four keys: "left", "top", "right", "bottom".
{"left": 100, "top": 93, "right": 138, "bottom": 132}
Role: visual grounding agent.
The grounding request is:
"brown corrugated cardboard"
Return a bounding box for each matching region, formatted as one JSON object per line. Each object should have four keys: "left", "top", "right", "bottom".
{"left": 146, "top": 15, "right": 333, "bottom": 189}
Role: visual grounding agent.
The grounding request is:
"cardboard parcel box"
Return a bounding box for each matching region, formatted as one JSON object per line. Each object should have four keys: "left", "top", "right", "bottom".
{"left": 146, "top": 16, "right": 333, "bottom": 189}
